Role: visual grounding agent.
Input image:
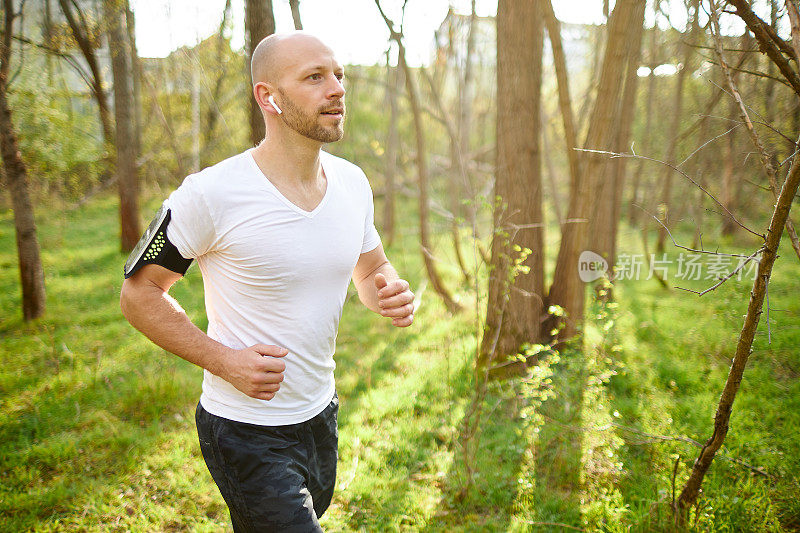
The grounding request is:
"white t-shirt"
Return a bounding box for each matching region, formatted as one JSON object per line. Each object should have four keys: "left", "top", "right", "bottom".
{"left": 166, "top": 148, "right": 381, "bottom": 425}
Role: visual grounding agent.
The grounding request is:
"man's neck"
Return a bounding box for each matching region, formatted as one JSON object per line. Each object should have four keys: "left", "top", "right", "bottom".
{"left": 252, "top": 128, "right": 324, "bottom": 185}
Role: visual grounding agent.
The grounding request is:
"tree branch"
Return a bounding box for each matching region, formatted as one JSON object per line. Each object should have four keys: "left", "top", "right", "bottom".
{"left": 724, "top": 0, "right": 800, "bottom": 96}
{"left": 711, "top": 1, "right": 800, "bottom": 262}
{"left": 578, "top": 148, "right": 763, "bottom": 239}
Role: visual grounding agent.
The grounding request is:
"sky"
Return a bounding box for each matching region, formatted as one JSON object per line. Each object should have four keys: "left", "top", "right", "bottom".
{"left": 129, "top": 0, "right": 760, "bottom": 66}
{"left": 130, "top": 0, "right": 608, "bottom": 65}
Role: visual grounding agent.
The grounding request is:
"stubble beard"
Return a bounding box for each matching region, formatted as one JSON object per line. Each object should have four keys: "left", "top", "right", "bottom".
{"left": 276, "top": 88, "right": 345, "bottom": 143}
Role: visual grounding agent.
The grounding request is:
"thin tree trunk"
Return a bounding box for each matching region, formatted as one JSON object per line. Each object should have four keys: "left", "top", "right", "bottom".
{"left": 382, "top": 60, "right": 400, "bottom": 247}
{"left": 104, "top": 0, "right": 140, "bottom": 252}
{"left": 721, "top": 89, "right": 738, "bottom": 235}
{"left": 711, "top": 7, "right": 800, "bottom": 260}
{"left": 548, "top": 0, "right": 645, "bottom": 341}
{"left": 543, "top": 0, "right": 580, "bottom": 193}
{"left": 289, "top": 0, "right": 303, "bottom": 30}
{"left": 204, "top": 0, "right": 232, "bottom": 154}
{"left": 58, "top": 0, "right": 114, "bottom": 147}
{"left": 376, "top": 1, "right": 462, "bottom": 314}
{"left": 691, "top": 101, "right": 711, "bottom": 249}
{"left": 677, "top": 133, "right": 800, "bottom": 519}
{"left": 598, "top": 15, "right": 644, "bottom": 273}
{"left": 541, "top": 118, "right": 563, "bottom": 224}
{"left": 245, "top": 0, "right": 275, "bottom": 146}
{"left": 458, "top": 0, "right": 481, "bottom": 250}
{"left": 477, "top": 0, "right": 545, "bottom": 379}
{"left": 764, "top": 0, "right": 779, "bottom": 129}
{"left": 1, "top": 0, "right": 46, "bottom": 320}
{"left": 191, "top": 66, "right": 200, "bottom": 173}
{"left": 459, "top": 0, "right": 477, "bottom": 164}
{"left": 589, "top": 4, "right": 645, "bottom": 263}
{"left": 677, "top": 1, "right": 800, "bottom": 515}
{"left": 438, "top": 21, "right": 471, "bottom": 286}
{"left": 43, "top": 0, "right": 54, "bottom": 81}
{"left": 402, "top": 56, "right": 462, "bottom": 314}
{"left": 143, "top": 73, "right": 186, "bottom": 179}
{"left": 629, "top": 26, "right": 658, "bottom": 225}
{"left": 656, "top": 6, "right": 697, "bottom": 252}
{"left": 125, "top": 1, "right": 141, "bottom": 161}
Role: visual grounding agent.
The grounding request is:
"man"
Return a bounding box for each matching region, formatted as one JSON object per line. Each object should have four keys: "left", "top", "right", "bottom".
{"left": 120, "top": 32, "right": 415, "bottom": 532}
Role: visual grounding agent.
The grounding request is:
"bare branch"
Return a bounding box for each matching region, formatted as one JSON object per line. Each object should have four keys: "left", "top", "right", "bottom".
{"left": 633, "top": 203, "right": 753, "bottom": 259}
{"left": 0, "top": 31, "right": 94, "bottom": 89}
{"left": 677, "top": 123, "right": 741, "bottom": 168}
{"left": 675, "top": 247, "right": 764, "bottom": 296}
{"left": 725, "top": 0, "right": 800, "bottom": 96}
{"left": 711, "top": 1, "right": 800, "bottom": 262}
{"left": 578, "top": 148, "right": 763, "bottom": 239}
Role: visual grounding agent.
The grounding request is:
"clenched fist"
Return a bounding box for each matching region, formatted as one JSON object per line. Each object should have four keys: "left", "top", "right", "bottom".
{"left": 220, "top": 344, "right": 287, "bottom": 400}
{"left": 375, "top": 273, "right": 415, "bottom": 327}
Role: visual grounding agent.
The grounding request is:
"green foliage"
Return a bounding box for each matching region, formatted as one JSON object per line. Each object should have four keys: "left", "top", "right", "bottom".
{"left": 9, "top": 83, "right": 106, "bottom": 200}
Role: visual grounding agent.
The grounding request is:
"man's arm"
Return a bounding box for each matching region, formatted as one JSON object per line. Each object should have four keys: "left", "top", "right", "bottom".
{"left": 120, "top": 264, "right": 286, "bottom": 400}
{"left": 352, "top": 244, "right": 414, "bottom": 328}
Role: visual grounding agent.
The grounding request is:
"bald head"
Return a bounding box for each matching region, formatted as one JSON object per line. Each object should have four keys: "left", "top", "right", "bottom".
{"left": 250, "top": 31, "right": 335, "bottom": 86}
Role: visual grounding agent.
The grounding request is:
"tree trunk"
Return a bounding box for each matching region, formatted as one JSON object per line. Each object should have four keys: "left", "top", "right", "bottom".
{"left": 204, "top": 0, "right": 232, "bottom": 157}
{"left": 401, "top": 55, "right": 461, "bottom": 314}
{"left": 43, "top": 0, "right": 54, "bottom": 82}
{"left": 543, "top": 0, "right": 580, "bottom": 194}
{"left": 677, "top": 132, "right": 800, "bottom": 520}
{"left": 721, "top": 83, "right": 738, "bottom": 235}
{"left": 548, "top": 0, "right": 645, "bottom": 341}
{"left": 711, "top": 11, "right": 800, "bottom": 260}
{"left": 289, "top": 0, "right": 302, "bottom": 30}
{"left": 104, "top": 0, "right": 141, "bottom": 252}
{"left": 589, "top": 6, "right": 644, "bottom": 272}
{"left": 541, "top": 118, "right": 563, "bottom": 224}
{"left": 125, "top": 2, "right": 141, "bottom": 161}
{"left": 629, "top": 26, "right": 658, "bottom": 225}
{"left": 459, "top": 0, "right": 477, "bottom": 166}
{"left": 191, "top": 66, "right": 201, "bottom": 173}
{"left": 382, "top": 60, "right": 400, "bottom": 248}
{"left": 691, "top": 102, "right": 711, "bottom": 249}
{"left": 245, "top": 0, "right": 275, "bottom": 146}
{"left": 677, "top": 1, "right": 800, "bottom": 516}
{"left": 1, "top": 0, "right": 46, "bottom": 320}
{"left": 476, "top": 0, "right": 545, "bottom": 379}
{"left": 376, "top": 1, "right": 462, "bottom": 315}
{"left": 457, "top": 0, "right": 481, "bottom": 248}
{"left": 58, "top": 0, "right": 114, "bottom": 147}
{"left": 655, "top": 4, "right": 698, "bottom": 252}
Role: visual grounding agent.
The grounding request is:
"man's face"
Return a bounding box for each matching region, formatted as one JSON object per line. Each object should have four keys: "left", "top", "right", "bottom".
{"left": 272, "top": 38, "right": 346, "bottom": 143}
{"left": 276, "top": 85, "right": 345, "bottom": 143}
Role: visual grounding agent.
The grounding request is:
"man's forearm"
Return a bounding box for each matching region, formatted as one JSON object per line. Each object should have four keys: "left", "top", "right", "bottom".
{"left": 354, "top": 260, "right": 398, "bottom": 313}
{"left": 120, "top": 278, "right": 231, "bottom": 376}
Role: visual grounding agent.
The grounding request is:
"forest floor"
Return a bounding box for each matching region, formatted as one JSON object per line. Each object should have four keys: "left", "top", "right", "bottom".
{"left": 1, "top": 193, "right": 799, "bottom": 532}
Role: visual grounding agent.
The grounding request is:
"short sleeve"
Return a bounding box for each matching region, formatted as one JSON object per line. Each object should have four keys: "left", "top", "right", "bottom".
{"left": 361, "top": 172, "right": 382, "bottom": 254}
{"left": 166, "top": 174, "right": 217, "bottom": 259}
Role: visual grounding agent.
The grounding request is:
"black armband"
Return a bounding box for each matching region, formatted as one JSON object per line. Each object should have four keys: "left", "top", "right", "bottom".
{"left": 123, "top": 202, "right": 193, "bottom": 279}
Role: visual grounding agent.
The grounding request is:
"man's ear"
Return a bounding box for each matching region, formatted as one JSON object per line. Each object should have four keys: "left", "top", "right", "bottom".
{"left": 253, "top": 82, "right": 278, "bottom": 115}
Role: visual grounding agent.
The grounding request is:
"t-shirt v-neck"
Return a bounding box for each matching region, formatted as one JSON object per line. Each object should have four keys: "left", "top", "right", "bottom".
{"left": 246, "top": 148, "right": 330, "bottom": 218}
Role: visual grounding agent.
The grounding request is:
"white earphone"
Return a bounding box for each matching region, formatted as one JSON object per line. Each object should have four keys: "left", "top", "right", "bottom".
{"left": 268, "top": 95, "right": 283, "bottom": 115}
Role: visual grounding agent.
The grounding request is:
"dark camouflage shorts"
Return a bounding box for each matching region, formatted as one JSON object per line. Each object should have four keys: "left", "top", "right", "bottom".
{"left": 195, "top": 393, "right": 339, "bottom": 532}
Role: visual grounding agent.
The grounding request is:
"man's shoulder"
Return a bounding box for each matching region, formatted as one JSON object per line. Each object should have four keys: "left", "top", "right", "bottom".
{"left": 321, "top": 150, "right": 366, "bottom": 179}
{"left": 174, "top": 150, "right": 252, "bottom": 198}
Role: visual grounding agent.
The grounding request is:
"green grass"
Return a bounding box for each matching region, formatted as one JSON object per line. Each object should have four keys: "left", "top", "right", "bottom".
{"left": 1, "top": 194, "right": 799, "bottom": 531}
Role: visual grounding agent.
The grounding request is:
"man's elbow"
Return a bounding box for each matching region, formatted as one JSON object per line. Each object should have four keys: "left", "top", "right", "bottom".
{"left": 119, "top": 278, "right": 136, "bottom": 323}
{"left": 120, "top": 278, "right": 151, "bottom": 325}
